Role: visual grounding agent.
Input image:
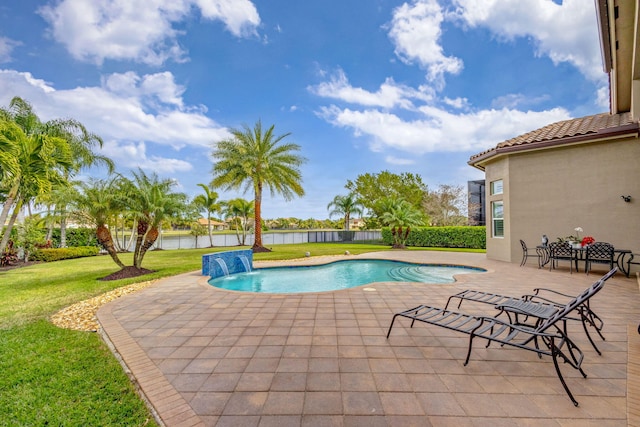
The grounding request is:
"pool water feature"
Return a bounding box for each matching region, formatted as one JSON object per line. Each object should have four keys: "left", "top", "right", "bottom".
{"left": 208, "top": 259, "right": 484, "bottom": 293}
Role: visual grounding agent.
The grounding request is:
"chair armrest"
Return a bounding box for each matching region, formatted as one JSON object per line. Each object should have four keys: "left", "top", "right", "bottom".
{"left": 533, "top": 287, "right": 573, "bottom": 299}
{"left": 476, "top": 315, "right": 558, "bottom": 338}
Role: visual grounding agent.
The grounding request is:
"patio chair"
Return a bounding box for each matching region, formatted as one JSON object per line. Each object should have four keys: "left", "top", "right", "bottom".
{"left": 519, "top": 239, "right": 543, "bottom": 267}
{"left": 584, "top": 242, "right": 614, "bottom": 275}
{"left": 444, "top": 283, "right": 607, "bottom": 354}
{"left": 548, "top": 241, "right": 579, "bottom": 273}
{"left": 386, "top": 268, "right": 617, "bottom": 406}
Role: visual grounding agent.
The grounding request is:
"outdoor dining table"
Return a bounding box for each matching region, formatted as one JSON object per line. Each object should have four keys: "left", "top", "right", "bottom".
{"left": 536, "top": 244, "right": 632, "bottom": 276}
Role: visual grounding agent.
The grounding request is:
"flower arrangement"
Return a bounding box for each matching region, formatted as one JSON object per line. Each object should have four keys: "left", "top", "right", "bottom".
{"left": 574, "top": 227, "right": 583, "bottom": 241}
{"left": 581, "top": 236, "right": 595, "bottom": 246}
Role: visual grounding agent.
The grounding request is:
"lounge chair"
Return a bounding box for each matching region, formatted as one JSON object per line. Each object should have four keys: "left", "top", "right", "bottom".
{"left": 386, "top": 268, "right": 617, "bottom": 406}
{"left": 443, "top": 285, "right": 606, "bottom": 355}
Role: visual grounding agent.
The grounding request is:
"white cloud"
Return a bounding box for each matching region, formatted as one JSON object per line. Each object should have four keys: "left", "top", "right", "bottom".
{"left": 308, "top": 68, "right": 434, "bottom": 109}
{"left": 0, "top": 37, "right": 20, "bottom": 63}
{"left": 451, "top": 0, "right": 605, "bottom": 83}
{"left": 0, "top": 68, "right": 230, "bottom": 157}
{"left": 385, "top": 155, "right": 415, "bottom": 165}
{"left": 387, "top": 0, "right": 463, "bottom": 86}
{"left": 101, "top": 140, "right": 193, "bottom": 173}
{"left": 318, "top": 103, "right": 570, "bottom": 154}
{"left": 38, "top": 0, "right": 260, "bottom": 65}
{"left": 195, "top": 0, "right": 260, "bottom": 37}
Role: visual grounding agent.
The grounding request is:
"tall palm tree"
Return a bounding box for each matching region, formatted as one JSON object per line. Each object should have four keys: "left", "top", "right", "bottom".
{"left": 380, "top": 198, "right": 424, "bottom": 249}
{"left": 327, "top": 193, "right": 365, "bottom": 231}
{"left": 211, "top": 120, "right": 306, "bottom": 252}
{"left": 192, "top": 183, "right": 221, "bottom": 247}
{"left": 223, "top": 198, "right": 254, "bottom": 245}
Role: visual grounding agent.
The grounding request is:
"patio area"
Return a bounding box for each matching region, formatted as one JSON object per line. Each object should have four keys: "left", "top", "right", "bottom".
{"left": 97, "top": 251, "right": 640, "bottom": 426}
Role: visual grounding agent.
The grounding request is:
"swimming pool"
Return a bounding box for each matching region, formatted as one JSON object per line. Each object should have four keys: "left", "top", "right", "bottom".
{"left": 207, "top": 259, "right": 484, "bottom": 293}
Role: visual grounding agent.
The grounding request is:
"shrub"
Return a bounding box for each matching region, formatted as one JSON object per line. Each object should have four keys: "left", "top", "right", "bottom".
{"left": 50, "top": 228, "right": 99, "bottom": 248}
{"left": 30, "top": 246, "right": 100, "bottom": 262}
{"left": 382, "top": 226, "right": 486, "bottom": 249}
{"left": 0, "top": 241, "right": 18, "bottom": 267}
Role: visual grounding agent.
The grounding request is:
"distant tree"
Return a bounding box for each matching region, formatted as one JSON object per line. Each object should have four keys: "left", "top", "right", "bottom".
{"left": 423, "top": 184, "right": 467, "bottom": 226}
{"left": 223, "top": 198, "right": 254, "bottom": 245}
{"left": 190, "top": 223, "right": 208, "bottom": 249}
{"left": 380, "top": 198, "right": 424, "bottom": 249}
{"left": 211, "top": 120, "right": 306, "bottom": 252}
{"left": 327, "top": 193, "right": 365, "bottom": 231}
{"left": 346, "top": 171, "right": 427, "bottom": 224}
{"left": 192, "top": 183, "right": 221, "bottom": 247}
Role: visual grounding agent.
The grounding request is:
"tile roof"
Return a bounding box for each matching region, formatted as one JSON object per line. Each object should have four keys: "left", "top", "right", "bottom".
{"left": 469, "top": 112, "right": 638, "bottom": 166}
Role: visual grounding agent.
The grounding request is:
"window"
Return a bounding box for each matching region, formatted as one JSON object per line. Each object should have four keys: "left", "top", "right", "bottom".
{"left": 490, "top": 179, "right": 503, "bottom": 195}
{"left": 492, "top": 201, "right": 504, "bottom": 238}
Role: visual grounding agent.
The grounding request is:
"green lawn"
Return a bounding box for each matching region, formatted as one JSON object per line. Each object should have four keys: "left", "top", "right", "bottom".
{"left": 1, "top": 242, "right": 423, "bottom": 426}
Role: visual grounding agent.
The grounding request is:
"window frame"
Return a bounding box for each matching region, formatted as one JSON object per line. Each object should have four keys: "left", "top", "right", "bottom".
{"left": 490, "top": 179, "right": 503, "bottom": 195}
{"left": 491, "top": 200, "right": 504, "bottom": 238}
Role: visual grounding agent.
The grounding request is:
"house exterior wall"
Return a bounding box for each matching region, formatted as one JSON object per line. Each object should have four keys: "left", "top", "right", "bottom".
{"left": 482, "top": 137, "right": 640, "bottom": 271}
{"left": 485, "top": 158, "right": 511, "bottom": 262}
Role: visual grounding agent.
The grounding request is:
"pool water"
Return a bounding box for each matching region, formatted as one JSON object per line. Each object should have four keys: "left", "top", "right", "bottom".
{"left": 208, "top": 259, "right": 484, "bottom": 293}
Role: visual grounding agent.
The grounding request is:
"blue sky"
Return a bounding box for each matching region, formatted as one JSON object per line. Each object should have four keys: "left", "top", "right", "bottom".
{"left": 0, "top": 0, "right": 607, "bottom": 219}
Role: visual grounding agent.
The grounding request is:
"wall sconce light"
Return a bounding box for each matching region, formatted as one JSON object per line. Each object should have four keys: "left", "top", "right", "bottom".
{"left": 621, "top": 195, "right": 632, "bottom": 202}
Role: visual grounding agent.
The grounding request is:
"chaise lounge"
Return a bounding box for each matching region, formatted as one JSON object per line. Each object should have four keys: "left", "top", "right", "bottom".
{"left": 386, "top": 268, "right": 617, "bottom": 406}
{"left": 443, "top": 283, "right": 607, "bottom": 354}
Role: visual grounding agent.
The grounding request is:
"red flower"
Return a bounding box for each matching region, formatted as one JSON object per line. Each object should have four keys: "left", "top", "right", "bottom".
{"left": 581, "top": 236, "right": 595, "bottom": 246}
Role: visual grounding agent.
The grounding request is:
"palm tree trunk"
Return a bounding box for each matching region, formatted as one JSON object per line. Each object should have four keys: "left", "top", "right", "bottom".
{"left": 207, "top": 214, "right": 213, "bottom": 247}
{"left": 59, "top": 207, "right": 67, "bottom": 247}
{"left": 136, "top": 226, "right": 159, "bottom": 268}
{"left": 133, "top": 221, "right": 148, "bottom": 268}
{"left": 96, "top": 224, "right": 124, "bottom": 268}
{"left": 0, "top": 183, "right": 19, "bottom": 249}
{"left": 0, "top": 196, "right": 21, "bottom": 255}
{"left": 252, "top": 184, "right": 269, "bottom": 252}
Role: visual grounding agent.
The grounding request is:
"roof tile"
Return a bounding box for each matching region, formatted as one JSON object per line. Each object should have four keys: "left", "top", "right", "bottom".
{"left": 470, "top": 112, "right": 637, "bottom": 162}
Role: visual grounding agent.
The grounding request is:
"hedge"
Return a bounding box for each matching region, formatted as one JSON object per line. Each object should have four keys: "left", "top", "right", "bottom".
{"left": 382, "top": 226, "right": 486, "bottom": 249}
{"left": 30, "top": 246, "right": 100, "bottom": 262}
{"left": 50, "top": 228, "right": 99, "bottom": 248}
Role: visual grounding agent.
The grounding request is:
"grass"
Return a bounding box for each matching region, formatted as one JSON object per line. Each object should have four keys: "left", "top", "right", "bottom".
{"left": 0, "top": 242, "right": 482, "bottom": 425}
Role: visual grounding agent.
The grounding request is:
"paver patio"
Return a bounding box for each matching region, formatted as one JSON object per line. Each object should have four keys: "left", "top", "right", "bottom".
{"left": 97, "top": 251, "right": 640, "bottom": 426}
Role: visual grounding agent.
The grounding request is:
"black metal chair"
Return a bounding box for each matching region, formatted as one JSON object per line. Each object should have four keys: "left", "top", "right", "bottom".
{"left": 386, "top": 268, "right": 617, "bottom": 407}
{"left": 548, "top": 241, "right": 579, "bottom": 273}
{"left": 519, "top": 239, "right": 543, "bottom": 267}
{"left": 584, "top": 242, "right": 615, "bottom": 275}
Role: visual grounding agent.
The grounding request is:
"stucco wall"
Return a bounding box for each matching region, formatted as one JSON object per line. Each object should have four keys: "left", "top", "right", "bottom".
{"left": 482, "top": 137, "right": 640, "bottom": 272}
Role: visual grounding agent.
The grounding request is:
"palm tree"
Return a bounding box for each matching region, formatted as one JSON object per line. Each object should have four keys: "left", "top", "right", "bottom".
{"left": 380, "top": 198, "right": 424, "bottom": 249}
{"left": 192, "top": 183, "right": 221, "bottom": 247}
{"left": 0, "top": 96, "right": 113, "bottom": 249}
{"left": 327, "top": 193, "right": 365, "bottom": 231}
{"left": 74, "top": 178, "right": 125, "bottom": 268}
{"left": 126, "top": 169, "right": 187, "bottom": 269}
{"left": 211, "top": 120, "right": 306, "bottom": 252}
{"left": 223, "top": 198, "right": 254, "bottom": 245}
{"left": 0, "top": 120, "right": 73, "bottom": 254}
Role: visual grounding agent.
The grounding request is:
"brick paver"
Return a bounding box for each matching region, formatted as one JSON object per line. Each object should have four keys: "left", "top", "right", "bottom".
{"left": 97, "top": 251, "right": 640, "bottom": 426}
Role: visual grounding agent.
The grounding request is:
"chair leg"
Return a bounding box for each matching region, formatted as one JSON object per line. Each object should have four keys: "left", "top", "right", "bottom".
{"left": 550, "top": 337, "right": 580, "bottom": 407}
{"left": 386, "top": 315, "right": 399, "bottom": 339}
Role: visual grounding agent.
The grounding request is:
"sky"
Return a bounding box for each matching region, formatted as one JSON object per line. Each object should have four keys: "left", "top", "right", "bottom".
{"left": 0, "top": 0, "right": 608, "bottom": 220}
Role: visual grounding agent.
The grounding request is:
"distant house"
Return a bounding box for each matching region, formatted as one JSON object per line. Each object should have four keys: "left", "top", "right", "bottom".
{"left": 197, "top": 218, "right": 228, "bottom": 231}
{"left": 468, "top": 0, "right": 639, "bottom": 273}
{"left": 348, "top": 218, "right": 365, "bottom": 230}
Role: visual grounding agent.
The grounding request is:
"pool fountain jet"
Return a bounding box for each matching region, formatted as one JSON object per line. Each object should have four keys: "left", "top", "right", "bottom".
{"left": 202, "top": 249, "right": 254, "bottom": 279}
